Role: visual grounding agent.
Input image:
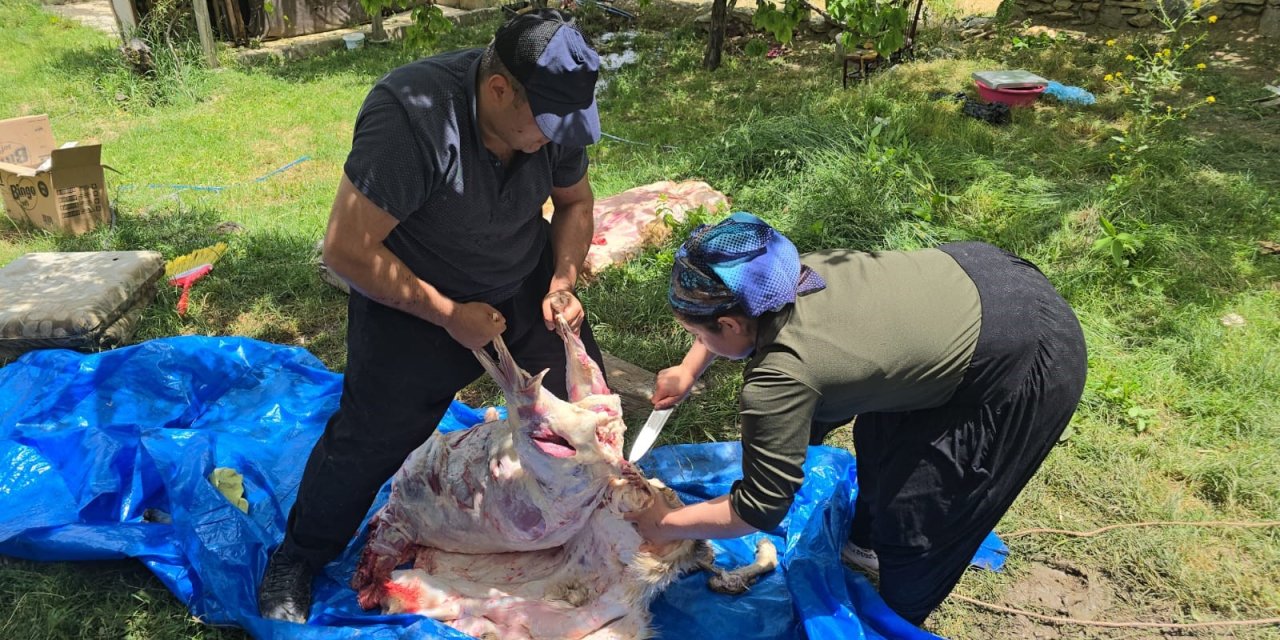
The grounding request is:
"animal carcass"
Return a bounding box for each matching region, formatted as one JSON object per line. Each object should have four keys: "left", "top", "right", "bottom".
{"left": 352, "top": 317, "right": 775, "bottom": 639}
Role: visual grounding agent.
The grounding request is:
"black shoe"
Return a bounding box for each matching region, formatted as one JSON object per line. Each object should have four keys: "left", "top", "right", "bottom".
{"left": 258, "top": 548, "right": 314, "bottom": 623}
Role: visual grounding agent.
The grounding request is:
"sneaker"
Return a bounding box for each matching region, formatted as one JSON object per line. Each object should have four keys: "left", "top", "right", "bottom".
{"left": 258, "top": 548, "right": 314, "bottom": 623}
{"left": 840, "top": 540, "right": 880, "bottom": 574}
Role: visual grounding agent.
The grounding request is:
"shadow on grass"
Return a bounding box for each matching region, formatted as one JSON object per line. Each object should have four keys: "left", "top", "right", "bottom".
{"left": 237, "top": 18, "right": 502, "bottom": 85}
{"left": 45, "top": 38, "right": 212, "bottom": 110}
{"left": 45, "top": 202, "right": 349, "bottom": 368}
{"left": 0, "top": 557, "right": 249, "bottom": 640}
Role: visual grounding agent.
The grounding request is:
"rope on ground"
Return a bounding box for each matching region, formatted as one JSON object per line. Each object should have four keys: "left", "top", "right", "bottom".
{"left": 952, "top": 520, "right": 1280, "bottom": 629}
{"left": 1003, "top": 520, "right": 1280, "bottom": 539}
{"left": 951, "top": 594, "right": 1280, "bottom": 629}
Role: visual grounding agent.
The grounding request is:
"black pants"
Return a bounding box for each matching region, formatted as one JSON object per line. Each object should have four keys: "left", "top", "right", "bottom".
{"left": 817, "top": 242, "right": 1087, "bottom": 625}
{"left": 281, "top": 241, "right": 605, "bottom": 570}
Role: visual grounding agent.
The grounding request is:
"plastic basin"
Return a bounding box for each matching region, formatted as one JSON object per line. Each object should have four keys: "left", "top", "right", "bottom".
{"left": 974, "top": 79, "right": 1045, "bottom": 107}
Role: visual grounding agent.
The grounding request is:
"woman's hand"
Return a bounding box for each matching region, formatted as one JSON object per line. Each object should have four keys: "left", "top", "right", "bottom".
{"left": 624, "top": 495, "right": 679, "bottom": 547}
{"left": 652, "top": 365, "right": 696, "bottom": 410}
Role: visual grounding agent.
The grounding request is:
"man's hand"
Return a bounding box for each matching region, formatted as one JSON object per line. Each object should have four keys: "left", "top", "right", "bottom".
{"left": 542, "top": 289, "right": 583, "bottom": 333}
{"left": 652, "top": 365, "right": 696, "bottom": 410}
{"left": 444, "top": 302, "right": 507, "bottom": 350}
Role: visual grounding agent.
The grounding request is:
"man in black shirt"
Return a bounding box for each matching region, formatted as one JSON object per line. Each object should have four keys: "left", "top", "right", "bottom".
{"left": 258, "top": 9, "right": 606, "bottom": 622}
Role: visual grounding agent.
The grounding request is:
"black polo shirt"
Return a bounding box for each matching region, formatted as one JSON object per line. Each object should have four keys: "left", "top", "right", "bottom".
{"left": 343, "top": 48, "right": 589, "bottom": 304}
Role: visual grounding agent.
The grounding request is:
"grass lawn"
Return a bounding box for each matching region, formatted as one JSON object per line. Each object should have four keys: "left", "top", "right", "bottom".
{"left": 1, "top": 0, "right": 1278, "bottom": 637}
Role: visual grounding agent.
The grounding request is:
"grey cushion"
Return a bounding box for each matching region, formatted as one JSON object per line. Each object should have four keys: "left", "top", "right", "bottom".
{"left": 0, "top": 251, "right": 164, "bottom": 360}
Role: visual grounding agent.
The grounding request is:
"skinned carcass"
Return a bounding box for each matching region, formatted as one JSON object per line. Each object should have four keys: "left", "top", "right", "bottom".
{"left": 352, "top": 316, "right": 776, "bottom": 639}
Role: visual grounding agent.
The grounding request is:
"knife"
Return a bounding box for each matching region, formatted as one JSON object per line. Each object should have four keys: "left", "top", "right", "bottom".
{"left": 627, "top": 407, "right": 674, "bottom": 463}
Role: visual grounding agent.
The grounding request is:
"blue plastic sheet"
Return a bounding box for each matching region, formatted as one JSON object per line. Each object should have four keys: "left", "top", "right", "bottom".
{"left": 0, "top": 337, "right": 1007, "bottom": 639}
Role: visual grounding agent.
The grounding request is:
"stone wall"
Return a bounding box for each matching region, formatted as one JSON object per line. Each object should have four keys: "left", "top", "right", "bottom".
{"left": 1012, "top": 0, "right": 1280, "bottom": 35}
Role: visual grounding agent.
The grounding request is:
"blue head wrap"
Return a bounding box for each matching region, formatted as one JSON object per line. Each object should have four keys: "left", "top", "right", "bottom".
{"left": 669, "top": 212, "right": 826, "bottom": 318}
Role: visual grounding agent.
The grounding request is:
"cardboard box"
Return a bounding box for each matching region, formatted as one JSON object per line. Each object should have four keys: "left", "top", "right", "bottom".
{"left": 0, "top": 114, "right": 110, "bottom": 235}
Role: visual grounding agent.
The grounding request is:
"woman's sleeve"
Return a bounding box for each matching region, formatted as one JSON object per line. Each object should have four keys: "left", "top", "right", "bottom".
{"left": 729, "top": 366, "right": 822, "bottom": 532}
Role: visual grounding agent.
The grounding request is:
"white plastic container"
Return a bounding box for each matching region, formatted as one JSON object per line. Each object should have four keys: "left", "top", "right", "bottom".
{"left": 342, "top": 32, "right": 366, "bottom": 50}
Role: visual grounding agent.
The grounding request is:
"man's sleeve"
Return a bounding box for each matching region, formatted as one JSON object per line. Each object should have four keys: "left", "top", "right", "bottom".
{"left": 550, "top": 144, "right": 589, "bottom": 189}
{"left": 342, "top": 88, "right": 435, "bottom": 221}
{"left": 729, "top": 366, "right": 821, "bottom": 532}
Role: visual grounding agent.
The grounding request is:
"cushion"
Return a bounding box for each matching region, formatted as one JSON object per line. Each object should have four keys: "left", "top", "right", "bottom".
{"left": 0, "top": 251, "right": 164, "bottom": 361}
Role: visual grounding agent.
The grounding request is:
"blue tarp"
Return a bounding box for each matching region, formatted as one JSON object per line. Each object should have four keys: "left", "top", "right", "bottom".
{"left": 0, "top": 337, "right": 1007, "bottom": 639}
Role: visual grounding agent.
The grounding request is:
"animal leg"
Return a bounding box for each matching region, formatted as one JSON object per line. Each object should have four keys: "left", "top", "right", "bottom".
{"left": 701, "top": 538, "right": 779, "bottom": 595}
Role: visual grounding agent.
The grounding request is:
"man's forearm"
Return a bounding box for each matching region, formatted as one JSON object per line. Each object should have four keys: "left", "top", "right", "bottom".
{"left": 327, "top": 242, "right": 456, "bottom": 326}
{"left": 547, "top": 197, "right": 594, "bottom": 291}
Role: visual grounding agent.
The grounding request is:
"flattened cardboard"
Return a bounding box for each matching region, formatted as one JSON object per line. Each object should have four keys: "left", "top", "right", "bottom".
{"left": 0, "top": 114, "right": 55, "bottom": 168}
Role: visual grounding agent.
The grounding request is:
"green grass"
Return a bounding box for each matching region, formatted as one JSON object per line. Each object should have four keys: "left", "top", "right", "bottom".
{"left": 2, "top": 0, "right": 1279, "bottom": 637}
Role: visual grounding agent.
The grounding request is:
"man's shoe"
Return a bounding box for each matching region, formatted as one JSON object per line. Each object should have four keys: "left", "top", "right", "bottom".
{"left": 840, "top": 540, "right": 880, "bottom": 574}
{"left": 258, "top": 548, "right": 314, "bottom": 623}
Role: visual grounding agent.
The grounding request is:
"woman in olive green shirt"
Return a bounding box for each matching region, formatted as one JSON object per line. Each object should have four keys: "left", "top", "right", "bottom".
{"left": 626, "top": 212, "right": 1086, "bottom": 626}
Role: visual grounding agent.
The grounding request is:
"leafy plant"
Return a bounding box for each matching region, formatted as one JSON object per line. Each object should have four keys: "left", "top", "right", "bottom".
{"left": 1091, "top": 370, "right": 1160, "bottom": 434}
{"left": 358, "top": 0, "right": 452, "bottom": 49}
{"left": 401, "top": 3, "right": 454, "bottom": 50}
{"left": 1102, "top": 0, "right": 1218, "bottom": 170}
{"left": 751, "top": 0, "right": 908, "bottom": 58}
{"left": 1092, "top": 216, "right": 1145, "bottom": 268}
{"left": 1125, "top": 405, "right": 1159, "bottom": 433}
{"left": 97, "top": 0, "right": 210, "bottom": 108}
{"left": 1010, "top": 31, "right": 1058, "bottom": 50}
{"left": 828, "top": 0, "right": 908, "bottom": 58}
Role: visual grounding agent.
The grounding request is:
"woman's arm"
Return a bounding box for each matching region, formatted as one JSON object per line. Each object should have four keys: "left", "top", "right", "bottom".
{"left": 626, "top": 494, "right": 756, "bottom": 544}
{"left": 653, "top": 342, "right": 717, "bottom": 409}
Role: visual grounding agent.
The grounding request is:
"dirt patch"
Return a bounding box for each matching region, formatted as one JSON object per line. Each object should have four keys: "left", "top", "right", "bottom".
{"left": 1007, "top": 562, "right": 1112, "bottom": 618}
{"left": 1000, "top": 561, "right": 1113, "bottom": 639}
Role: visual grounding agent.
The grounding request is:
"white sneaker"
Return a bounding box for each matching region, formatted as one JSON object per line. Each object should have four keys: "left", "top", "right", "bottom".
{"left": 840, "top": 540, "right": 880, "bottom": 574}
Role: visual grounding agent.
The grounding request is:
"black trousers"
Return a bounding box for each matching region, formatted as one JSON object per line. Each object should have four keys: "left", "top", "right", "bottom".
{"left": 281, "top": 240, "right": 605, "bottom": 570}
{"left": 817, "top": 242, "right": 1087, "bottom": 626}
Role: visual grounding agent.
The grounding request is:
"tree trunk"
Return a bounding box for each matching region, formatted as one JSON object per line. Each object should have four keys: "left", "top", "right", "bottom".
{"left": 371, "top": 13, "right": 388, "bottom": 42}
{"left": 703, "top": 0, "right": 728, "bottom": 71}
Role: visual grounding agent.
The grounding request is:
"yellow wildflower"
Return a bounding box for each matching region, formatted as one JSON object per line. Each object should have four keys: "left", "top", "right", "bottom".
{"left": 1166, "top": 105, "right": 1173, "bottom": 113}
{"left": 1126, "top": 54, "right": 1136, "bottom": 61}
{"left": 1208, "top": 15, "right": 1218, "bottom": 23}
{"left": 1196, "top": 62, "right": 1206, "bottom": 69}
{"left": 1106, "top": 39, "right": 1117, "bottom": 47}
{"left": 1205, "top": 95, "right": 1216, "bottom": 104}
{"left": 1192, "top": 0, "right": 1200, "bottom": 8}
{"left": 1104, "top": 74, "right": 1114, "bottom": 81}
{"left": 1109, "top": 153, "right": 1116, "bottom": 160}
{"left": 1183, "top": 43, "right": 1191, "bottom": 50}
{"left": 1116, "top": 71, "right": 1123, "bottom": 77}
{"left": 1161, "top": 48, "right": 1172, "bottom": 57}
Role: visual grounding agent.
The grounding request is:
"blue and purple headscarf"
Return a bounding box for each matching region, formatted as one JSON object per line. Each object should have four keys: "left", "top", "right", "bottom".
{"left": 669, "top": 212, "right": 826, "bottom": 318}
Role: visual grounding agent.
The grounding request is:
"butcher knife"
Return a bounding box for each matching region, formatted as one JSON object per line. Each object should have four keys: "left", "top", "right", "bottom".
{"left": 627, "top": 407, "right": 673, "bottom": 463}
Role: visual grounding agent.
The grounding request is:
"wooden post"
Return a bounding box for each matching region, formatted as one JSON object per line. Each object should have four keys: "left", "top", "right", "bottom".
{"left": 191, "top": 0, "right": 220, "bottom": 68}
{"left": 108, "top": 0, "right": 138, "bottom": 39}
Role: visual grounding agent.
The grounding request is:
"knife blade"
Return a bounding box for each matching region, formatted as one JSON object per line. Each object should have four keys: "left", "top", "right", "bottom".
{"left": 627, "top": 407, "right": 673, "bottom": 463}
